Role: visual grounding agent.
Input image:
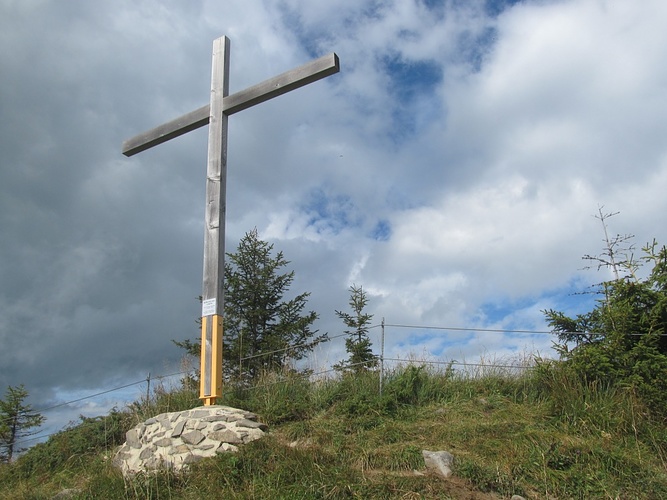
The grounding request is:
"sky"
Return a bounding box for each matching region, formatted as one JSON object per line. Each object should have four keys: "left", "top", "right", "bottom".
{"left": 2, "top": 0, "right": 667, "bottom": 439}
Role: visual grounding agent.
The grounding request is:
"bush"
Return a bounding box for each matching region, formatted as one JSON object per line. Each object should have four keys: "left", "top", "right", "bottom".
{"left": 545, "top": 239, "right": 667, "bottom": 419}
{"left": 13, "top": 408, "right": 133, "bottom": 478}
{"left": 224, "top": 369, "right": 314, "bottom": 425}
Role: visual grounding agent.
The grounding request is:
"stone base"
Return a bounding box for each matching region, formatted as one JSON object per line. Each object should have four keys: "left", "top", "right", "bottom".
{"left": 113, "top": 405, "right": 267, "bottom": 476}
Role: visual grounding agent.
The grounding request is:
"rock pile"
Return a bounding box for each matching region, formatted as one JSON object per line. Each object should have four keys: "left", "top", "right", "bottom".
{"left": 113, "top": 405, "right": 267, "bottom": 476}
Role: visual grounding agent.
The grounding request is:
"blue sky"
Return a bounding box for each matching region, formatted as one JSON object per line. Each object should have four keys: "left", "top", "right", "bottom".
{"left": 2, "top": 0, "right": 667, "bottom": 438}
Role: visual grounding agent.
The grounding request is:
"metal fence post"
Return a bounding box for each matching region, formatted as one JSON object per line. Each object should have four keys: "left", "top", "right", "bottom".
{"left": 146, "top": 373, "right": 151, "bottom": 405}
{"left": 380, "top": 318, "right": 385, "bottom": 396}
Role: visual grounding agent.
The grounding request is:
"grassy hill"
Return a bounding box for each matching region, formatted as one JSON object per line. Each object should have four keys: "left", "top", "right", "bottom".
{"left": 2, "top": 362, "right": 667, "bottom": 499}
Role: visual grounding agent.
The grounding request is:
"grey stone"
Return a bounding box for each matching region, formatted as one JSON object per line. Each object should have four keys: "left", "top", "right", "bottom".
{"left": 217, "top": 442, "right": 239, "bottom": 453}
{"left": 210, "top": 430, "right": 243, "bottom": 444}
{"left": 422, "top": 450, "right": 454, "bottom": 479}
{"left": 510, "top": 496, "right": 527, "bottom": 500}
{"left": 183, "top": 453, "right": 204, "bottom": 464}
{"left": 182, "top": 430, "right": 206, "bottom": 445}
{"left": 241, "top": 432, "right": 263, "bottom": 444}
{"left": 139, "top": 447, "right": 156, "bottom": 460}
{"left": 168, "top": 444, "right": 191, "bottom": 455}
{"left": 157, "top": 414, "right": 171, "bottom": 424}
{"left": 144, "top": 417, "right": 158, "bottom": 425}
{"left": 155, "top": 438, "right": 173, "bottom": 447}
{"left": 189, "top": 410, "right": 210, "bottom": 419}
{"left": 212, "top": 423, "right": 227, "bottom": 431}
{"left": 126, "top": 429, "right": 141, "bottom": 449}
{"left": 237, "top": 419, "right": 268, "bottom": 430}
{"left": 144, "top": 457, "right": 166, "bottom": 470}
{"left": 202, "top": 415, "right": 229, "bottom": 422}
{"left": 171, "top": 420, "right": 186, "bottom": 438}
{"left": 112, "top": 450, "right": 129, "bottom": 468}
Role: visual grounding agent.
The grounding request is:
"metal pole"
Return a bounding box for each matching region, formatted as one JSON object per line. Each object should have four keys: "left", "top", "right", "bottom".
{"left": 146, "top": 372, "right": 151, "bottom": 406}
{"left": 380, "top": 318, "right": 385, "bottom": 396}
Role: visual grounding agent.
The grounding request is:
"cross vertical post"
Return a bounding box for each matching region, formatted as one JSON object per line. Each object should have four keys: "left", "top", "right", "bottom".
{"left": 122, "top": 35, "right": 339, "bottom": 406}
{"left": 199, "top": 36, "right": 230, "bottom": 405}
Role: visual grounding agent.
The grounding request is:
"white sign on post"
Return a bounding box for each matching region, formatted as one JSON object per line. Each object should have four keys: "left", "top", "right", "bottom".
{"left": 202, "top": 298, "right": 217, "bottom": 317}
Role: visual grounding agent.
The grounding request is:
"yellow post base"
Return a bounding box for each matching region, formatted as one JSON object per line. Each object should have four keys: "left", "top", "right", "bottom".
{"left": 200, "top": 314, "right": 223, "bottom": 405}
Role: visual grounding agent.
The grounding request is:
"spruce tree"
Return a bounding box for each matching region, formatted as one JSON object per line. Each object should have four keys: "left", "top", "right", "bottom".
{"left": 0, "top": 385, "right": 45, "bottom": 462}
{"left": 224, "top": 229, "right": 326, "bottom": 381}
{"left": 334, "top": 284, "right": 379, "bottom": 373}
{"left": 175, "top": 229, "right": 327, "bottom": 382}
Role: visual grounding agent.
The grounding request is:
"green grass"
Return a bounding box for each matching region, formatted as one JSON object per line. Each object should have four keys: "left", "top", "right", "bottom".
{"left": 1, "top": 363, "right": 666, "bottom": 499}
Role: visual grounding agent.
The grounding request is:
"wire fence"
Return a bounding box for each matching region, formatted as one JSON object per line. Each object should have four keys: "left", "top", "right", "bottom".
{"left": 3, "top": 370, "right": 191, "bottom": 450}
{"left": 6, "top": 319, "right": 663, "bottom": 453}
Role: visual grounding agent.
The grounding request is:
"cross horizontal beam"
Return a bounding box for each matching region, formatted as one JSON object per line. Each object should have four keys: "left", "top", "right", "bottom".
{"left": 122, "top": 52, "right": 339, "bottom": 157}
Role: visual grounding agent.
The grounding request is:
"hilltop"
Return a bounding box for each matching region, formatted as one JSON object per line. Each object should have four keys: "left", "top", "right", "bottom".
{"left": 1, "top": 363, "right": 666, "bottom": 499}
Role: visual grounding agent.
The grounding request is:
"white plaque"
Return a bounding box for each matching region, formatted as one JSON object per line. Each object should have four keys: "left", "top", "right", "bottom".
{"left": 202, "top": 298, "right": 217, "bottom": 316}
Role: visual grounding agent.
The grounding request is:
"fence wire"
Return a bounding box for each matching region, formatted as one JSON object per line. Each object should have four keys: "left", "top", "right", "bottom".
{"left": 6, "top": 319, "right": 665, "bottom": 453}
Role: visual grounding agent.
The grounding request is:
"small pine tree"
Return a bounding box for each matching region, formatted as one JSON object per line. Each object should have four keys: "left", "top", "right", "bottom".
{"left": 334, "top": 284, "right": 379, "bottom": 373}
{"left": 174, "top": 229, "right": 327, "bottom": 383}
{"left": 0, "top": 385, "right": 45, "bottom": 462}
{"left": 225, "top": 229, "right": 327, "bottom": 381}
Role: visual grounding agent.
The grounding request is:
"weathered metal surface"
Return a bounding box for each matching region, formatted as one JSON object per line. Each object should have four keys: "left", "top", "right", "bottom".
{"left": 122, "top": 53, "right": 339, "bottom": 157}
{"left": 121, "top": 35, "right": 339, "bottom": 404}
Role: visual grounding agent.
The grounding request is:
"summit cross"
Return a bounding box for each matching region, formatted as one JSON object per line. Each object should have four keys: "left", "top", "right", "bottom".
{"left": 122, "top": 35, "right": 339, "bottom": 405}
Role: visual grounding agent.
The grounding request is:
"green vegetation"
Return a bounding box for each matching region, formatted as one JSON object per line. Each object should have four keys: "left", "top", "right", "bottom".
{"left": 545, "top": 214, "right": 667, "bottom": 421}
{"left": 174, "top": 228, "right": 327, "bottom": 382}
{"left": 5, "top": 216, "right": 666, "bottom": 498}
{"left": 1, "top": 364, "right": 666, "bottom": 499}
{"left": 334, "top": 284, "right": 379, "bottom": 374}
{"left": 0, "top": 385, "right": 45, "bottom": 463}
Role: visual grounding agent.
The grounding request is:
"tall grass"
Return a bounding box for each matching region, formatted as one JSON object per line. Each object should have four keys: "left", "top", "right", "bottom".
{"left": 1, "top": 360, "right": 666, "bottom": 499}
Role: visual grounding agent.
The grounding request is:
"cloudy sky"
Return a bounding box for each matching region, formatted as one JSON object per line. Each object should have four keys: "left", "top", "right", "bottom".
{"left": 2, "top": 0, "right": 667, "bottom": 436}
